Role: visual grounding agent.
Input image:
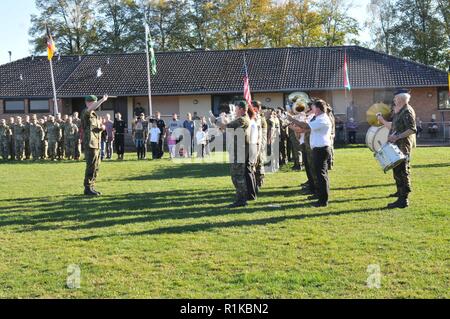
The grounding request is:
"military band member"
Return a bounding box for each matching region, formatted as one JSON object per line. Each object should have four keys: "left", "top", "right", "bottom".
{"left": 377, "top": 90, "right": 417, "bottom": 209}
{"left": 0, "top": 119, "right": 11, "bottom": 160}
{"left": 81, "top": 95, "right": 109, "bottom": 196}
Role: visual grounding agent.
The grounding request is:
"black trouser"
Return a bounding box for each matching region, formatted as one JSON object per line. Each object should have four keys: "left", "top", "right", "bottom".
{"left": 151, "top": 142, "right": 159, "bottom": 159}
{"left": 245, "top": 162, "right": 257, "bottom": 200}
{"left": 115, "top": 134, "right": 125, "bottom": 155}
{"left": 158, "top": 137, "right": 164, "bottom": 158}
{"left": 301, "top": 144, "right": 315, "bottom": 191}
{"left": 348, "top": 131, "right": 356, "bottom": 144}
{"left": 312, "top": 146, "right": 331, "bottom": 204}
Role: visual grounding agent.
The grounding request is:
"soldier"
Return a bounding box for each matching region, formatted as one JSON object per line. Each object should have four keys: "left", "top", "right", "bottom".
{"left": 8, "top": 117, "right": 15, "bottom": 160}
{"left": 253, "top": 101, "right": 267, "bottom": 190}
{"left": 64, "top": 116, "right": 79, "bottom": 160}
{"left": 46, "top": 115, "right": 61, "bottom": 161}
{"left": 279, "top": 110, "right": 289, "bottom": 166}
{"left": 218, "top": 101, "right": 250, "bottom": 208}
{"left": 326, "top": 105, "right": 336, "bottom": 170}
{"left": 72, "top": 112, "right": 82, "bottom": 160}
{"left": 81, "top": 95, "right": 109, "bottom": 196}
{"left": 57, "top": 114, "right": 67, "bottom": 160}
{"left": 13, "top": 116, "right": 26, "bottom": 160}
{"left": 0, "top": 119, "right": 11, "bottom": 160}
{"left": 377, "top": 90, "right": 417, "bottom": 209}
{"left": 24, "top": 115, "right": 31, "bottom": 160}
{"left": 40, "top": 117, "right": 48, "bottom": 159}
{"left": 29, "top": 116, "right": 45, "bottom": 161}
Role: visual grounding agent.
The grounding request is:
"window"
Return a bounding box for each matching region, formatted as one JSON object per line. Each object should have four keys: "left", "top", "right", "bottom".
{"left": 212, "top": 95, "right": 244, "bottom": 116}
{"left": 374, "top": 89, "right": 395, "bottom": 105}
{"left": 4, "top": 100, "right": 25, "bottom": 113}
{"left": 438, "top": 88, "right": 449, "bottom": 110}
{"left": 30, "top": 100, "right": 50, "bottom": 112}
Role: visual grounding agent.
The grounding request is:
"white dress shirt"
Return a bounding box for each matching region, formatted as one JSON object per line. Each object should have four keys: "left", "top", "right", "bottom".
{"left": 309, "top": 113, "right": 332, "bottom": 149}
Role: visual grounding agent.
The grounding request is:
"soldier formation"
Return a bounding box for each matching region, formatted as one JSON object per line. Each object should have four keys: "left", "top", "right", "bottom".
{"left": 0, "top": 113, "right": 82, "bottom": 162}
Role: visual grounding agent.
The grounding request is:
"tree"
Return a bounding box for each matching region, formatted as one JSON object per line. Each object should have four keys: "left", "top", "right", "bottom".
{"left": 96, "top": 0, "right": 141, "bottom": 53}
{"left": 316, "top": 0, "right": 360, "bottom": 46}
{"left": 29, "top": 0, "right": 100, "bottom": 55}
{"left": 289, "top": 0, "right": 324, "bottom": 47}
{"left": 366, "top": 0, "right": 399, "bottom": 54}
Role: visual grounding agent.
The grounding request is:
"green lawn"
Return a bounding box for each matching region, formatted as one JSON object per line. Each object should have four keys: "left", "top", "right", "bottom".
{"left": 0, "top": 147, "right": 449, "bottom": 298}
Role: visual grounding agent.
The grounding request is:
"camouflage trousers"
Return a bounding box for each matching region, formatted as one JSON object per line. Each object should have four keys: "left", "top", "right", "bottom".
{"left": 65, "top": 139, "right": 76, "bottom": 159}
{"left": 24, "top": 139, "right": 31, "bottom": 159}
{"left": 15, "top": 140, "right": 25, "bottom": 160}
{"left": 255, "top": 143, "right": 266, "bottom": 188}
{"left": 30, "top": 139, "right": 42, "bottom": 160}
{"left": 74, "top": 139, "right": 81, "bottom": 159}
{"left": 231, "top": 163, "right": 248, "bottom": 204}
{"left": 42, "top": 140, "right": 48, "bottom": 159}
{"left": 9, "top": 139, "right": 15, "bottom": 160}
{"left": 84, "top": 148, "right": 101, "bottom": 188}
{"left": 0, "top": 140, "right": 9, "bottom": 159}
{"left": 57, "top": 138, "right": 65, "bottom": 159}
{"left": 393, "top": 159, "right": 412, "bottom": 197}
{"left": 289, "top": 131, "right": 302, "bottom": 166}
{"left": 305, "top": 144, "right": 318, "bottom": 192}
{"left": 48, "top": 140, "right": 58, "bottom": 160}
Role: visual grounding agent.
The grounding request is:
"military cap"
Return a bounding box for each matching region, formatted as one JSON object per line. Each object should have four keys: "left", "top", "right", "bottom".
{"left": 236, "top": 101, "right": 248, "bottom": 110}
{"left": 394, "top": 88, "right": 411, "bottom": 96}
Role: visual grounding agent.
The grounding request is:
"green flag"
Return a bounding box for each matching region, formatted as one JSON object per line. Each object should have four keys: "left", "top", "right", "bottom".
{"left": 145, "top": 24, "right": 157, "bottom": 75}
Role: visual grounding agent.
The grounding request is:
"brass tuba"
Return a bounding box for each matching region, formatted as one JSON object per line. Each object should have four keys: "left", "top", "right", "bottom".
{"left": 288, "top": 92, "right": 310, "bottom": 114}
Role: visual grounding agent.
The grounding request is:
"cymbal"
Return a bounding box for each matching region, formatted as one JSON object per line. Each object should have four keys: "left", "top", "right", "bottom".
{"left": 366, "top": 103, "right": 391, "bottom": 126}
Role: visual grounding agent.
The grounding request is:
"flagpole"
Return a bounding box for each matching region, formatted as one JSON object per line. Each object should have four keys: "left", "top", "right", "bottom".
{"left": 49, "top": 49, "right": 59, "bottom": 116}
{"left": 144, "top": 22, "right": 153, "bottom": 117}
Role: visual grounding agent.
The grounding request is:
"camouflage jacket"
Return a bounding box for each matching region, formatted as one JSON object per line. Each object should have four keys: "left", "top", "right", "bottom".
{"left": 81, "top": 109, "right": 103, "bottom": 149}
{"left": 391, "top": 104, "right": 417, "bottom": 155}
{"left": 0, "top": 124, "right": 11, "bottom": 140}
{"left": 14, "top": 124, "right": 26, "bottom": 142}
{"left": 226, "top": 114, "right": 250, "bottom": 163}
{"left": 64, "top": 123, "right": 79, "bottom": 140}
{"left": 47, "top": 122, "right": 62, "bottom": 141}
{"left": 29, "top": 123, "right": 45, "bottom": 141}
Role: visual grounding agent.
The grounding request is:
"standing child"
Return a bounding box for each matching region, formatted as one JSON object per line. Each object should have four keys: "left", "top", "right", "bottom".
{"left": 149, "top": 122, "right": 161, "bottom": 160}
{"left": 195, "top": 126, "right": 207, "bottom": 158}
{"left": 167, "top": 133, "right": 177, "bottom": 159}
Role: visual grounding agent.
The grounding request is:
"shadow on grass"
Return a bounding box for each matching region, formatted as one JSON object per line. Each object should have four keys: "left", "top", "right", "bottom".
{"left": 0, "top": 181, "right": 389, "bottom": 235}
{"left": 80, "top": 206, "right": 387, "bottom": 240}
{"left": 118, "top": 162, "right": 229, "bottom": 180}
{"left": 412, "top": 162, "right": 450, "bottom": 169}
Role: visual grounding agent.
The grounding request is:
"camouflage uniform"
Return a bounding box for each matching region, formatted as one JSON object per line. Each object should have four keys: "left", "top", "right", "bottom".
{"left": 57, "top": 120, "right": 65, "bottom": 159}
{"left": 226, "top": 114, "right": 250, "bottom": 205}
{"left": 81, "top": 108, "right": 104, "bottom": 189}
{"left": 255, "top": 113, "right": 267, "bottom": 188}
{"left": 0, "top": 123, "right": 11, "bottom": 160}
{"left": 304, "top": 128, "right": 318, "bottom": 193}
{"left": 42, "top": 121, "right": 48, "bottom": 159}
{"left": 327, "top": 110, "right": 336, "bottom": 169}
{"left": 14, "top": 123, "right": 26, "bottom": 160}
{"left": 391, "top": 104, "right": 416, "bottom": 198}
{"left": 29, "top": 122, "right": 45, "bottom": 160}
{"left": 24, "top": 120, "right": 31, "bottom": 160}
{"left": 47, "top": 121, "right": 61, "bottom": 160}
{"left": 64, "top": 123, "right": 79, "bottom": 159}
{"left": 73, "top": 117, "right": 82, "bottom": 160}
{"left": 8, "top": 122, "right": 15, "bottom": 160}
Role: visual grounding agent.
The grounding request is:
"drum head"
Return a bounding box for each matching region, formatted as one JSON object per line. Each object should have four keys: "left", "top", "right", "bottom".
{"left": 366, "top": 126, "right": 389, "bottom": 152}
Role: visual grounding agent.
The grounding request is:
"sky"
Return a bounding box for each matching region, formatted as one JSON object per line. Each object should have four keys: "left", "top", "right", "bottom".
{"left": 0, "top": 0, "right": 371, "bottom": 66}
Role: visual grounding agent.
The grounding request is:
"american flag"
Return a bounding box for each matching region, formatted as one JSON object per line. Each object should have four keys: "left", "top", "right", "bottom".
{"left": 243, "top": 54, "right": 253, "bottom": 107}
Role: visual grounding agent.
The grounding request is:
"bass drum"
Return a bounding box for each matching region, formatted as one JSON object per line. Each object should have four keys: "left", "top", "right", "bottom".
{"left": 366, "top": 126, "right": 390, "bottom": 152}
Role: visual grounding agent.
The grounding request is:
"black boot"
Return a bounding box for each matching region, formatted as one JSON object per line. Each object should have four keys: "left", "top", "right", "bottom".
{"left": 228, "top": 201, "right": 248, "bottom": 208}
{"left": 84, "top": 187, "right": 99, "bottom": 196}
{"left": 92, "top": 189, "right": 102, "bottom": 196}
{"left": 388, "top": 192, "right": 400, "bottom": 198}
{"left": 387, "top": 196, "right": 409, "bottom": 209}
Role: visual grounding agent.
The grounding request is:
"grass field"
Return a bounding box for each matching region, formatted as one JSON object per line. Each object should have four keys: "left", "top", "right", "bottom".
{"left": 0, "top": 147, "right": 449, "bottom": 299}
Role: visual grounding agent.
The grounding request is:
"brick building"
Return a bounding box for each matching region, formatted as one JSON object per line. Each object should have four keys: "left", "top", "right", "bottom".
{"left": 0, "top": 45, "right": 448, "bottom": 141}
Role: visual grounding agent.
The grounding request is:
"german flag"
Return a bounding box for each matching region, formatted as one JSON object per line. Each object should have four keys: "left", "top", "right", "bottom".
{"left": 46, "top": 26, "right": 56, "bottom": 61}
